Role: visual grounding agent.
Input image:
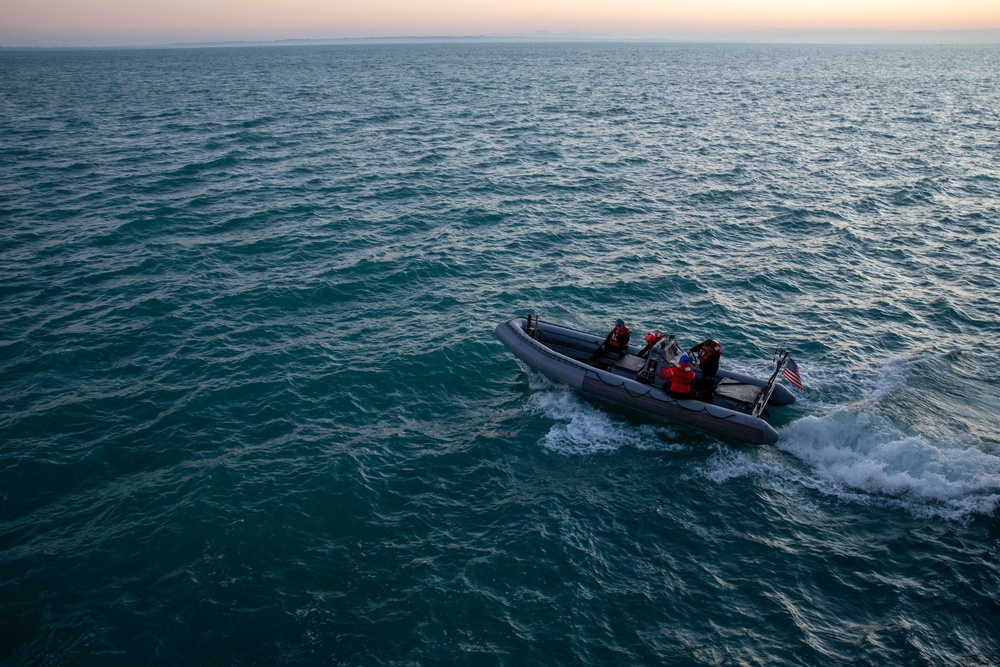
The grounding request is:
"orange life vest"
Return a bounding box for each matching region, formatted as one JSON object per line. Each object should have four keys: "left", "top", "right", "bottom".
{"left": 695, "top": 340, "right": 722, "bottom": 364}
{"left": 660, "top": 362, "right": 695, "bottom": 395}
{"left": 607, "top": 324, "right": 631, "bottom": 349}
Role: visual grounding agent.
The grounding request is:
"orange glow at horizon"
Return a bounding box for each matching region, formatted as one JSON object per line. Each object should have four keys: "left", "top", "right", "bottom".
{"left": 2, "top": 0, "right": 999, "bottom": 45}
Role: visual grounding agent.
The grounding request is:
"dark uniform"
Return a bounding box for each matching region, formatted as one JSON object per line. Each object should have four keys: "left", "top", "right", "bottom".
{"left": 689, "top": 339, "right": 723, "bottom": 398}
{"left": 587, "top": 319, "right": 631, "bottom": 364}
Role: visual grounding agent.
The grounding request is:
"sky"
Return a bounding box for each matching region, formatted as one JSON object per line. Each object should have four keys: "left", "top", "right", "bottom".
{"left": 2, "top": 0, "right": 1000, "bottom": 47}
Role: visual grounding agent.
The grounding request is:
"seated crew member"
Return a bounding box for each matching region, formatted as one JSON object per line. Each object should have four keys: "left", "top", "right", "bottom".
{"left": 660, "top": 354, "right": 696, "bottom": 399}
{"left": 586, "top": 318, "right": 631, "bottom": 365}
{"left": 689, "top": 338, "right": 723, "bottom": 397}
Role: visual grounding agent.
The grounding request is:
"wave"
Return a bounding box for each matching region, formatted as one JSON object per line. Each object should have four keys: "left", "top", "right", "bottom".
{"left": 521, "top": 367, "right": 999, "bottom": 521}
{"left": 523, "top": 376, "right": 682, "bottom": 456}
{"left": 775, "top": 412, "right": 1000, "bottom": 521}
{"left": 737, "top": 353, "right": 998, "bottom": 521}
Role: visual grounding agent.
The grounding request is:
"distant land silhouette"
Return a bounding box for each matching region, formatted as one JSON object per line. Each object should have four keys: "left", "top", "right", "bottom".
{"left": 3, "top": 28, "right": 999, "bottom": 49}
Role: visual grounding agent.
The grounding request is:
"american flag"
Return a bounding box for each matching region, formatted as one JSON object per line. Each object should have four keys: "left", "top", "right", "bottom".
{"left": 783, "top": 356, "right": 804, "bottom": 391}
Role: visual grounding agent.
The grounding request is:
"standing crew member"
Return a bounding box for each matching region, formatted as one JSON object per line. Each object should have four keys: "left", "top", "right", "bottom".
{"left": 660, "top": 354, "right": 696, "bottom": 399}
{"left": 689, "top": 338, "right": 723, "bottom": 397}
{"left": 587, "top": 318, "right": 631, "bottom": 365}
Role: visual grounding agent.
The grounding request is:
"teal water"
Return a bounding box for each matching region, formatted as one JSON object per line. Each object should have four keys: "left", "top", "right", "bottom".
{"left": 2, "top": 42, "right": 1000, "bottom": 665}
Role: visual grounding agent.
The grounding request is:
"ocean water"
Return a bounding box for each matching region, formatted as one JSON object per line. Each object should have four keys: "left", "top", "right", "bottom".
{"left": 1, "top": 41, "right": 999, "bottom": 665}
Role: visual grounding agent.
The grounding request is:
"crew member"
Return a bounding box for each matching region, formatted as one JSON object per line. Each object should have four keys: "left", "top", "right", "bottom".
{"left": 660, "top": 354, "right": 696, "bottom": 400}
{"left": 689, "top": 338, "right": 723, "bottom": 397}
{"left": 587, "top": 318, "right": 631, "bottom": 365}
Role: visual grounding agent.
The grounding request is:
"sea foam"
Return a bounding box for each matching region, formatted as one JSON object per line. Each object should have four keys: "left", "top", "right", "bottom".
{"left": 525, "top": 372, "right": 1000, "bottom": 520}
{"left": 525, "top": 376, "right": 681, "bottom": 455}
{"left": 776, "top": 411, "right": 1000, "bottom": 520}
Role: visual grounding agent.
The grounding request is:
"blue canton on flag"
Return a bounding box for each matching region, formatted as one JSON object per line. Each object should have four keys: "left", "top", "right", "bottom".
{"left": 783, "top": 356, "right": 804, "bottom": 391}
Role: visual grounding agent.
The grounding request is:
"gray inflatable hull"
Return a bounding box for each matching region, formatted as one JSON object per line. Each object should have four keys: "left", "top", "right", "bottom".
{"left": 496, "top": 317, "right": 789, "bottom": 445}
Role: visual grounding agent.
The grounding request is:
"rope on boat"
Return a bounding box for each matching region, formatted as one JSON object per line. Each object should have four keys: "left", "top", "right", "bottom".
{"left": 585, "top": 368, "right": 740, "bottom": 420}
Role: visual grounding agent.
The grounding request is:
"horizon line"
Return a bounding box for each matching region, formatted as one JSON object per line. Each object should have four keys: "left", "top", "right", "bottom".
{"left": 3, "top": 28, "right": 1000, "bottom": 50}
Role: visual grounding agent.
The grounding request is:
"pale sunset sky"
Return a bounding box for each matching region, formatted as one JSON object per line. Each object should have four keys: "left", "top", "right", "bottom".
{"left": 2, "top": 0, "right": 999, "bottom": 46}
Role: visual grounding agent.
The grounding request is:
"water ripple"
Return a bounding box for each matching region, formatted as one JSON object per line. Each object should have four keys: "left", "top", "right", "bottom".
{"left": 2, "top": 42, "right": 1000, "bottom": 666}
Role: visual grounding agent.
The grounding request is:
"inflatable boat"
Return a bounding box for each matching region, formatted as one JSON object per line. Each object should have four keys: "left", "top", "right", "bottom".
{"left": 495, "top": 315, "right": 796, "bottom": 445}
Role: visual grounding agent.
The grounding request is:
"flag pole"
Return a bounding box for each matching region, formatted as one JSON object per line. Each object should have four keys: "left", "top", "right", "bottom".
{"left": 752, "top": 348, "right": 789, "bottom": 418}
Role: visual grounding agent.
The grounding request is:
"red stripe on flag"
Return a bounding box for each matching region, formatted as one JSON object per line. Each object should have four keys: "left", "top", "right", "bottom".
{"left": 783, "top": 357, "right": 804, "bottom": 391}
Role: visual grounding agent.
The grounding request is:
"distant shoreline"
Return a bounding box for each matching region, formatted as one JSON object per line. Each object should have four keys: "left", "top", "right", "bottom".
{"left": 3, "top": 28, "right": 1000, "bottom": 50}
